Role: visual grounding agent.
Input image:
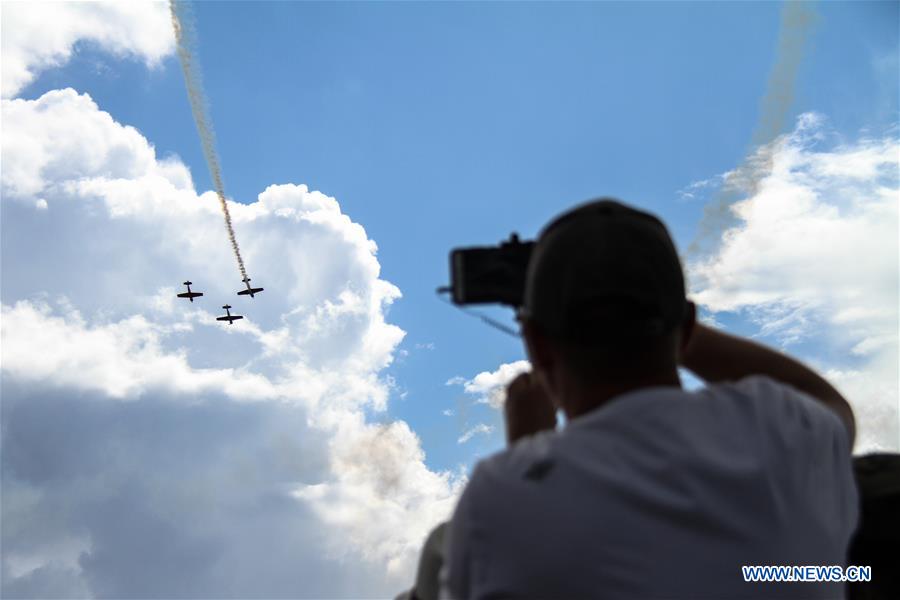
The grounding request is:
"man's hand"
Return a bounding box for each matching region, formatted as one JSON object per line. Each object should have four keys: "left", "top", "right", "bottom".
{"left": 503, "top": 372, "right": 557, "bottom": 445}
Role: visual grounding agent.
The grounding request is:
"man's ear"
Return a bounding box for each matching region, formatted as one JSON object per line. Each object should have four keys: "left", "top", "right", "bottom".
{"left": 522, "top": 320, "right": 547, "bottom": 369}
{"left": 522, "top": 320, "right": 556, "bottom": 387}
{"left": 679, "top": 301, "right": 697, "bottom": 354}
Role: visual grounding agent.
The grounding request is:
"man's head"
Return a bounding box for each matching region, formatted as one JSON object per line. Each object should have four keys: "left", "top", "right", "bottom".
{"left": 518, "top": 198, "right": 695, "bottom": 416}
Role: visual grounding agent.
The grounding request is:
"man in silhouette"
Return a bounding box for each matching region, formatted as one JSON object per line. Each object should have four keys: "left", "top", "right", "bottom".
{"left": 443, "top": 199, "right": 858, "bottom": 599}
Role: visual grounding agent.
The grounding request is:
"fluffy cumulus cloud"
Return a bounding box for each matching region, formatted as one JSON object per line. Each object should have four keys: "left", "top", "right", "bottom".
{"left": 689, "top": 113, "right": 899, "bottom": 453}
{"left": 446, "top": 360, "right": 530, "bottom": 410}
{"left": 0, "top": 1, "right": 174, "bottom": 98}
{"left": 1, "top": 88, "right": 460, "bottom": 597}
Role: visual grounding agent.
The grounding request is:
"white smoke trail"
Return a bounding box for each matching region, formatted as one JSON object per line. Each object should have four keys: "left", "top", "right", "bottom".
{"left": 169, "top": 0, "right": 248, "bottom": 282}
{"left": 689, "top": 1, "right": 818, "bottom": 257}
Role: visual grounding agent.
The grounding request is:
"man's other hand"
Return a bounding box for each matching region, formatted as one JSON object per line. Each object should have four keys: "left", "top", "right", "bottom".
{"left": 503, "top": 372, "right": 557, "bottom": 445}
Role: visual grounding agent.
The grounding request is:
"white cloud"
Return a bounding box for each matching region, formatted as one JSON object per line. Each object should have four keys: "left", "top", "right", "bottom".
{"left": 294, "top": 420, "right": 465, "bottom": 575}
{"left": 689, "top": 113, "right": 899, "bottom": 453}
{"left": 676, "top": 175, "right": 724, "bottom": 202}
{"left": 448, "top": 360, "right": 531, "bottom": 409}
{"left": 1, "top": 88, "right": 458, "bottom": 596}
{"left": 457, "top": 424, "right": 495, "bottom": 444}
{"left": 1, "top": 1, "right": 174, "bottom": 98}
{"left": 1, "top": 299, "right": 277, "bottom": 401}
{"left": 2, "top": 87, "right": 193, "bottom": 198}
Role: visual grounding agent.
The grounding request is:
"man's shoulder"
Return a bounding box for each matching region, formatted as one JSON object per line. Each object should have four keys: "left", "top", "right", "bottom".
{"left": 468, "top": 430, "right": 558, "bottom": 490}
{"left": 692, "top": 376, "right": 854, "bottom": 473}
{"left": 712, "top": 375, "right": 849, "bottom": 437}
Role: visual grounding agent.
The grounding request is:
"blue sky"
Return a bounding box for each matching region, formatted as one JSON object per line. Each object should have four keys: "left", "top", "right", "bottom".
{"left": 2, "top": 1, "right": 898, "bottom": 597}
{"left": 24, "top": 0, "right": 893, "bottom": 469}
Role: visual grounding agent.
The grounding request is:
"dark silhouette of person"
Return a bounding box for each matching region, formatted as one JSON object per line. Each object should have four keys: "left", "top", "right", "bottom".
{"left": 442, "top": 199, "right": 858, "bottom": 599}
{"left": 847, "top": 452, "right": 900, "bottom": 600}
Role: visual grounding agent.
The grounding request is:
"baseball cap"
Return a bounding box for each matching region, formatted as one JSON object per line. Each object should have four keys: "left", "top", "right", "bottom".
{"left": 520, "top": 199, "right": 686, "bottom": 343}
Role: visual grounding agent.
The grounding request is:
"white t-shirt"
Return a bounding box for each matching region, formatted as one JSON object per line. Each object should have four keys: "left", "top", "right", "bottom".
{"left": 443, "top": 376, "right": 858, "bottom": 599}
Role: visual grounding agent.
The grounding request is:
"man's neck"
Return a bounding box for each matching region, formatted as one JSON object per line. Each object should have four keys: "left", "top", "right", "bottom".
{"left": 563, "top": 368, "right": 682, "bottom": 420}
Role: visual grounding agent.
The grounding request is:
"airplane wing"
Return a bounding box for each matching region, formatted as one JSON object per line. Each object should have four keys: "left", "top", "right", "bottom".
{"left": 177, "top": 292, "right": 203, "bottom": 298}
{"left": 237, "top": 290, "right": 251, "bottom": 296}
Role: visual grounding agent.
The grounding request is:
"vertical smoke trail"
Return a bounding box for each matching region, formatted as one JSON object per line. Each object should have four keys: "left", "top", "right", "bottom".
{"left": 690, "top": 1, "right": 818, "bottom": 257}
{"left": 750, "top": 1, "right": 818, "bottom": 151}
{"left": 169, "top": 0, "right": 248, "bottom": 281}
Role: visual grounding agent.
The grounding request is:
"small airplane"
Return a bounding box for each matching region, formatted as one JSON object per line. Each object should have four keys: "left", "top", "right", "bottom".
{"left": 237, "top": 277, "right": 264, "bottom": 298}
{"left": 216, "top": 304, "right": 243, "bottom": 325}
{"left": 177, "top": 281, "right": 203, "bottom": 302}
